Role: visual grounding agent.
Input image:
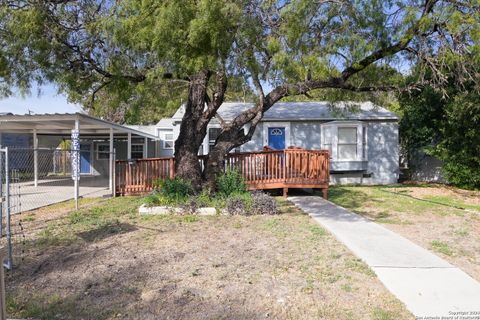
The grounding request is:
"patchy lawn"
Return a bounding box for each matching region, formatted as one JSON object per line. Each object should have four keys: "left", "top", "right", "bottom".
{"left": 6, "top": 196, "right": 412, "bottom": 320}
{"left": 329, "top": 184, "right": 480, "bottom": 281}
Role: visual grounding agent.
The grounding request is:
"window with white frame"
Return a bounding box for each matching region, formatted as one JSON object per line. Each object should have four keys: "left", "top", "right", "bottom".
{"left": 321, "top": 122, "right": 367, "bottom": 161}
{"left": 97, "top": 144, "right": 110, "bottom": 160}
{"left": 131, "top": 144, "right": 144, "bottom": 159}
{"left": 162, "top": 132, "right": 174, "bottom": 150}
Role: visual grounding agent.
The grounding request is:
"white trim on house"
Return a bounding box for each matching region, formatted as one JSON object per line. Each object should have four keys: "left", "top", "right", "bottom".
{"left": 320, "top": 121, "right": 367, "bottom": 162}
{"left": 262, "top": 122, "right": 291, "bottom": 148}
{"left": 161, "top": 131, "right": 174, "bottom": 150}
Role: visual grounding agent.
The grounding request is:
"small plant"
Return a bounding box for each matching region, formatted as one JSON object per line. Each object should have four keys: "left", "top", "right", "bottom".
{"left": 142, "top": 192, "right": 161, "bottom": 207}
{"left": 159, "top": 177, "right": 194, "bottom": 202}
{"left": 196, "top": 188, "right": 214, "bottom": 207}
{"left": 431, "top": 240, "right": 453, "bottom": 256}
{"left": 251, "top": 191, "right": 278, "bottom": 215}
{"left": 216, "top": 170, "right": 246, "bottom": 197}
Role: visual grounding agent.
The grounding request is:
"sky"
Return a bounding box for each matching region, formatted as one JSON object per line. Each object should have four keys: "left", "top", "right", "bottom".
{"left": 0, "top": 84, "right": 81, "bottom": 115}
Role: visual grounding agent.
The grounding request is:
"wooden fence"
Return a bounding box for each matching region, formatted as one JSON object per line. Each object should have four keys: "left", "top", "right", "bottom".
{"left": 116, "top": 148, "right": 330, "bottom": 197}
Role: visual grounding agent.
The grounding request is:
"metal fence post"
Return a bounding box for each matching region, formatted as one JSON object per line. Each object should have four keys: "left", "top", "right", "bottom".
{"left": 4, "top": 148, "right": 11, "bottom": 270}
{"left": 0, "top": 246, "right": 6, "bottom": 320}
{"left": 0, "top": 148, "right": 3, "bottom": 239}
{"left": 113, "top": 149, "right": 117, "bottom": 198}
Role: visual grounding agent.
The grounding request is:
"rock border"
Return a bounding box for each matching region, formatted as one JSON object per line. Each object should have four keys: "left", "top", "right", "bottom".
{"left": 139, "top": 204, "right": 217, "bottom": 216}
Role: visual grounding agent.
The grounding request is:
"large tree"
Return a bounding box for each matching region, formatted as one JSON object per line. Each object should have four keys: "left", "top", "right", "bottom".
{"left": 399, "top": 67, "right": 480, "bottom": 189}
{"left": 1, "top": 0, "right": 479, "bottom": 190}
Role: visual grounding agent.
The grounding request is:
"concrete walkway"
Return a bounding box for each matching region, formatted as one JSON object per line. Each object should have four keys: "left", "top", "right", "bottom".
{"left": 289, "top": 196, "right": 480, "bottom": 318}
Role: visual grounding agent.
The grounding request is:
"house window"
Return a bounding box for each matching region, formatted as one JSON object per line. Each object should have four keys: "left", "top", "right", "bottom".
{"left": 97, "top": 144, "right": 110, "bottom": 160}
{"left": 321, "top": 122, "right": 367, "bottom": 161}
{"left": 131, "top": 144, "right": 144, "bottom": 159}
{"left": 338, "top": 127, "right": 357, "bottom": 160}
{"left": 163, "top": 132, "right": 174, "bottom": 149}
{"left": 208, "top": 128, "right": 222, "bottom": 148}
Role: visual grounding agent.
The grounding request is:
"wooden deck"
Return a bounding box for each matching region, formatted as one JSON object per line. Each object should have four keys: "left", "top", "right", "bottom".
{"left": 115, "top": 148, "right": 330, "bottom": 198}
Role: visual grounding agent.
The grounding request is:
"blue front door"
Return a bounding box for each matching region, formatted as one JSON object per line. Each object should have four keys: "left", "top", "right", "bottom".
{"left": 80, "top": 144, "right": 91, "bottom": 174}
{"left": 268, "top": 127, "right": 286, "bottom": 150}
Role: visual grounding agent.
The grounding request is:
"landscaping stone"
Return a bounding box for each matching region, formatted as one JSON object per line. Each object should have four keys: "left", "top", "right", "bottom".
{"left": 138, "top": 204, "right": 181, "bottom": 215}
{"left": 196, "top": 207, "right": 217, "bottom": 216}
{"left": 138, "top": 204, "right": 216, "bottom": 215}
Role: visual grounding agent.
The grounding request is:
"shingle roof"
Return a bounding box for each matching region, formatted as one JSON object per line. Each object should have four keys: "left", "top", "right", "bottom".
{"left": 172, "top": 101, "right": 398, "bottom": 122}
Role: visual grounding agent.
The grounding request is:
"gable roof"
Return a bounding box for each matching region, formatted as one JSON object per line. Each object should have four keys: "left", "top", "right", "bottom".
{"left": 172, "top": 101, "right": 398, "bottom": 122}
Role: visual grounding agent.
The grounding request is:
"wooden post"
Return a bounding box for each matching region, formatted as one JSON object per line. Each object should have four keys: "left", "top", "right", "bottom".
{"left": 283, "top": 187, "right": 288, "bottom": 198}
{"left": 169, "top": 158, "right": 174, "bottom": 179}
{"left": 322, "top": 188, "right": 328, "bottom": 200}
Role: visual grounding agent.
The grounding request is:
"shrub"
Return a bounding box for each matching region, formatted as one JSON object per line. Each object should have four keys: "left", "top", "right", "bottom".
{"left": 216, "top": 170, "right": 247, "bottom": 197}
{"left": 143, "top": 192, "right": 161, "bottom": 207}
{"left": 159, "top": 177, "right": 194, "bottom": 202}
{"left": 225, "top": 193, "right": 252, "bottom": 215}
{"left": 251, "top": 191, "right": 278, "bottom": 215}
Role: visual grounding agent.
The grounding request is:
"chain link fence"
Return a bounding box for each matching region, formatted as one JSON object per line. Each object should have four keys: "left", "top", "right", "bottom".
{"left": 0, "top": 147, "right": 114, "bottom": 269}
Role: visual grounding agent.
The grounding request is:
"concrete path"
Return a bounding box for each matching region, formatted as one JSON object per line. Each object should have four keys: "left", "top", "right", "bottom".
{"left": 289, "top": 196, "right": 480, "bottom": 318}
{"left": 7, "top": 177, "right": 110, "bottom": 213}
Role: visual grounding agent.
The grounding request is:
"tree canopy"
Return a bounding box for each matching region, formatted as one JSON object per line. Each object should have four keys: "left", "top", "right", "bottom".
{"left": 1, "top": 0, "right": 479, "bottom": 187}
{"left": 399, "top": 67, "right": 480, "bottom": 189}
{"left": 2, "top": 0, "right": 479, "bottom": 114}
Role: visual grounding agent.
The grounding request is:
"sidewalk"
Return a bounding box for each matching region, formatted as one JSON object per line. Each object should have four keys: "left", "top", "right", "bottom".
{"left": 289, "top": 196, "right": 480, "bottom": 318}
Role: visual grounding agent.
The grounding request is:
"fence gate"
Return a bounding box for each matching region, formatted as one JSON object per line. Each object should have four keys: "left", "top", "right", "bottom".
{"left": 0, "top": 148, "right": 19, "bottom": 270}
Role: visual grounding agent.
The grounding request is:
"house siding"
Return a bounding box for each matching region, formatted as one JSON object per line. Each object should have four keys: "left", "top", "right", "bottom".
{"left": 157, "top": 128, "right": 174, "bottom": 157}
{"left": 291, "top": 122, "right": 322, "bottom": 149}
{"left": 240, "top": 123, "right": 264, "bottom": 152}
{"left": 159, "top": 116, "right": 399, "bottom": 185}
{"left": 330, "top": 121, "right": 399, "bottom": 185}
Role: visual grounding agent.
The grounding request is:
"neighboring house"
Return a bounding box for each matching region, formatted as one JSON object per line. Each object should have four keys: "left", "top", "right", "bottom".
{"left": 406, "top": 149, "right": 445, "bottom": 183}
{"left": 153, "top": 101, "right": 400, "bottom": 185}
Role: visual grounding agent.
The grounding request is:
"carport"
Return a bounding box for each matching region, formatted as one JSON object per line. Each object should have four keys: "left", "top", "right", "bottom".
{"left": 0, "top": 113, "right": 158, "bottom": 212}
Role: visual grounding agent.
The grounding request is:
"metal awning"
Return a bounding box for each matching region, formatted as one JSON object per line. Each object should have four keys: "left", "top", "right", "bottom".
{"left": 0, "top": 112, "right": 158, "bottom": 139}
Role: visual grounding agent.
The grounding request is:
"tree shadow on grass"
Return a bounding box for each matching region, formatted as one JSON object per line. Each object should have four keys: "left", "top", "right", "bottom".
{"left": 77, "top": 222, "right": 137, "bottom": 242}
{"left": 377, "top": 188, "right": 469, "bottom": 211}
{"left": 328, "top": 187, "right": 371, "bottom": 211}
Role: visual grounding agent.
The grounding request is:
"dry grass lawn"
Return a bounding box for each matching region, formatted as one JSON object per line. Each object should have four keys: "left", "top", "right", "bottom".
{"left": 5, "top": 196, "right": 412, "bottom": 320}
{"left": 329, "top": 184, "right": 480, "bottom": 282}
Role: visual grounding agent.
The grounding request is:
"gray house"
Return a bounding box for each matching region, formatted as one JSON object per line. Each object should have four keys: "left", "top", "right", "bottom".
{"left": 154, "top": 101, "right": 400, "bottom": 185}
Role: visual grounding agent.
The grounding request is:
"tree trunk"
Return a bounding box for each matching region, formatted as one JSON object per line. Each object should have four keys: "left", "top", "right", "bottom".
{"left": 203, "top": 139, "right": 233, "bottom": 191}
{"left": 174, "top": 70, "right": 211, "bottom": 191}
{"left": 203, "top": 126, "right": 250, "bottom": 191}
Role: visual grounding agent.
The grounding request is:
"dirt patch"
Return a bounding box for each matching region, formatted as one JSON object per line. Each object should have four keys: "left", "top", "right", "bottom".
{"left": 5, "top": 197, "right": 412, "bottom": 320}
{"left": 330, "top": 185, "right": 480, "bottom": 282}
{"left": 395, "top": 184, "right": 480, "bottom": 206}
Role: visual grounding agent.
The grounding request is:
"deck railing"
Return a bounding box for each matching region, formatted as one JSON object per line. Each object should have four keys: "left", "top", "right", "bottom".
{"left": 116, "top": 148, "right": 329, "bottom": 196}
{"left": 116, "top": 157, "right": 174, "bottom": 196}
